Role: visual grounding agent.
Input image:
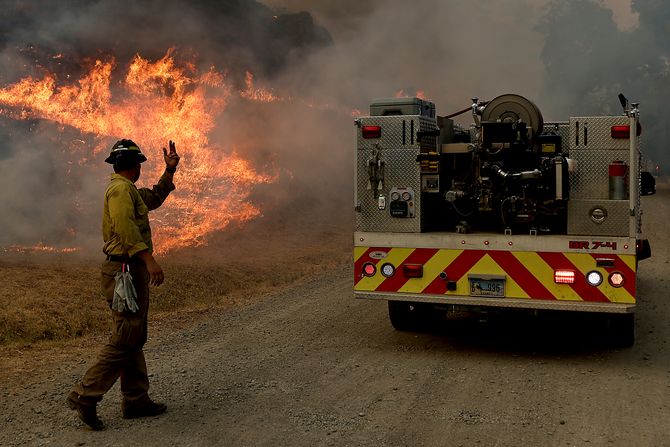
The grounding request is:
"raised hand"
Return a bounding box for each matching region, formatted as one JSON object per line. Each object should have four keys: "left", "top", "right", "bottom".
{"left": 163, "top": 140, "right": 180, "bottom": 170}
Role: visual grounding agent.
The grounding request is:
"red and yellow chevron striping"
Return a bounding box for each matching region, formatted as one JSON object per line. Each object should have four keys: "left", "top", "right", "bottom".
{"left": 354, "top": 246, "right": 636, "bottom": 304}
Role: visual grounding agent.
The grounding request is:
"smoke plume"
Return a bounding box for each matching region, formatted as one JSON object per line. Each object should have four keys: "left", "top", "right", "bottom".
{"left": 268, "top": 0, "right": 667, "bottom": 165}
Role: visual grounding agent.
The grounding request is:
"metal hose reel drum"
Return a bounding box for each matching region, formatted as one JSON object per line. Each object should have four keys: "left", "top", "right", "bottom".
{"left": 481, "top": 94, "right": 544, "bottom": 145}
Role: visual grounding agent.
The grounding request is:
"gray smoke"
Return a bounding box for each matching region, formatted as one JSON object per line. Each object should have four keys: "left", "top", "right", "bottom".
{"left": 537, "top": 0, "right": 668, "bottom": 169}
{"left": 268, "top": 0, "right": 666, "bottom": 164}
{"left": 0, "top": 0, "right": 331, "bottom": 81}
{"left": 269, "top": 0, "right": 548, "bottom": 115}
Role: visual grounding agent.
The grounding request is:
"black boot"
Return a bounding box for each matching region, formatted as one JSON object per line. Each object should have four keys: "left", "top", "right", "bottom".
{"left": 122, "top": 400, "right": 167, "bottom": 419}
{"left": 66, "top": 391, "right": 104, "bottom": 431}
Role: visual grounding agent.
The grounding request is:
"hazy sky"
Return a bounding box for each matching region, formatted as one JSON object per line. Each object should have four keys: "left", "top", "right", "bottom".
{"left": 263, "top": 0, "right": 639, "bottom": 38}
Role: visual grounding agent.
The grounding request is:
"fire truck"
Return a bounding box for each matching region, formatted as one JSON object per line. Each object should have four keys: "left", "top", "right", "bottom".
{"left": 353, "top": 93, "right": 652, "bottom": 346}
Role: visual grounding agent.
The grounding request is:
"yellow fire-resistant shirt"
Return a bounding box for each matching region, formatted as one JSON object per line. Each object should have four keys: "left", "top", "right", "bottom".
{"left": 102, "top": 173, "right": 175, "bottom": 257}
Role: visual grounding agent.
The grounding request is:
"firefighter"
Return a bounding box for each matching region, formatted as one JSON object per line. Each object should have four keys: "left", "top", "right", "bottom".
{"left": 66, "top": 139, "right": 180, "bottom": 430}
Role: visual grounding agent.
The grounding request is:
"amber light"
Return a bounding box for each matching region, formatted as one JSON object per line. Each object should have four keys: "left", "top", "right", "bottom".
{"left": 609, "top": 272, "right": 625, "bottom": 288}
{"left": 554, "top": 270, "right": 575, "bottom": 284}
{"left": 362, "top": 125, "right": 382, "bottom": 139}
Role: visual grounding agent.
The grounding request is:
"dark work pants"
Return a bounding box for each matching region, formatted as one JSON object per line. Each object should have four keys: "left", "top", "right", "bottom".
{"left": 72, "top": 258, "right": 151, "bottom": 410}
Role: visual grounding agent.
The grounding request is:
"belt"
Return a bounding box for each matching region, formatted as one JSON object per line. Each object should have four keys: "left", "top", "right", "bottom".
{"left": 106, "top": 255, "right": 132, "bottom": 263}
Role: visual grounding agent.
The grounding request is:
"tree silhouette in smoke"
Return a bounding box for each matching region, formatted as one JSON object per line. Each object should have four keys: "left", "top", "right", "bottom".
{"left": 539, "top": 0, "right": 670, "bottom": 165}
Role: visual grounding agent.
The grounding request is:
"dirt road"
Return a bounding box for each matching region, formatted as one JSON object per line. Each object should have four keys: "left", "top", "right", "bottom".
{"left": 1, "top": 184, "right": 669, "bottom": 446}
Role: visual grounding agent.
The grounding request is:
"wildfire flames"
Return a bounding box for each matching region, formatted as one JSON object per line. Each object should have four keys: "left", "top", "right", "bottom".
{"left": 241, "top": 71, "right": 282, "bottom": 103}
{"left": 395, "top": 89, "right": 428, "bottom": 100}
{"left": 0, "top": 50, "right": 280, "bottom": 253}
{"left": 2, "top": 243, "right": 80, "bottom": 254}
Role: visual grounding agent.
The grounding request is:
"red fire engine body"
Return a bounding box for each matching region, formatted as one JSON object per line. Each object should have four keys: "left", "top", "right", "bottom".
{"left": 353, "top": 94, "right": 651, "bottom": 346}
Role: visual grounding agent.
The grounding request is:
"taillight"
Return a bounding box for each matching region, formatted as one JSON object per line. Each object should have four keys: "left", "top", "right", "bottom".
{"left": 380, "top": 263, "right": 395, "bottom": 277}
{"left": 608, "top": 272, "right": 625, "bottom": 288}
{"left": 362, "top": 263, "right": 376, "bottom": 277}
{"left": 403, "top": 264, "right": 423, "bottom": 278}
{"left": 362, "top": 125, "right": 382, "bottom": 139}
{"left": 554, "top": 270, "right": 575, "bottom": 284}
{"left": 611, "top": 123, "right": 642, "bottom": 139}
{"left": 586, "top": 270, "right": 603, "bottom": 287}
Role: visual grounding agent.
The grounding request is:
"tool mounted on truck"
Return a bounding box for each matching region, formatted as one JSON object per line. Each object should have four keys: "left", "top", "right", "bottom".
{"left": 353, "top": 93, "right": 652, "bottom": 346}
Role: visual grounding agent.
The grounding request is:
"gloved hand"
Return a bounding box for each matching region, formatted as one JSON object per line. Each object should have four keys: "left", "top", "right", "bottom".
{"left": 163, "top": 140, "right": 180, "bottom": 172}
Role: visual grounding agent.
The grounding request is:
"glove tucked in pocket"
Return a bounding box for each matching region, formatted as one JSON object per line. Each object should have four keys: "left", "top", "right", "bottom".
{"left": 111, "top": 263, "right": 139, "bottom": 313}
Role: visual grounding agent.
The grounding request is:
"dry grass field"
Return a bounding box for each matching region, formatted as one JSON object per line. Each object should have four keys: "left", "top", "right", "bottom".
{"left": 0, "top": 207, "right": 352, "bottom": 346}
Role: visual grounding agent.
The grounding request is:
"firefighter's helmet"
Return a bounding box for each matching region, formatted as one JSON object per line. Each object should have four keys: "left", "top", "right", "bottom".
{"left": 105, "top": 139, "right": 147, "bottom": 164}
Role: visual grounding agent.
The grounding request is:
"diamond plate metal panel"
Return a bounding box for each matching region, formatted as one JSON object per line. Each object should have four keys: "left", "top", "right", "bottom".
{"left": 567, "top": 199, "right": 630, "bottom": 236}
{"left": 569, "top": 150, "right": 631, "bottom": 199}
{"left": 569, "top": 116, "right": 630, "bottom": 151}
{"left": 357, "top": 116, "right": 438, "bottom": 152}
{"left": 356, "top": 149, "right": 422, "bottom": 232}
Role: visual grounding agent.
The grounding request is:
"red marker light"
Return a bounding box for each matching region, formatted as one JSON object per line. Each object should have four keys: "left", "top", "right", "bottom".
{"left": 554, "top": 270, "right": 576, "bottom": 284}
{"left": 362, "top": 263, "right": 376, "bottom": 277}
{"left": 403, "top": 264, "right": 423, "bottom": 278}
{"left": 611, "top": 123, "right": 642, "bottom": 139}
{"left": 362, "top": 125, "right": 382, "bottom": 139}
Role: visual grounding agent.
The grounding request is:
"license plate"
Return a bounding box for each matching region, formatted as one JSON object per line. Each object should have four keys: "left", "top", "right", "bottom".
{"left": 468, "top": 276, "right": 505, "bottom": 297}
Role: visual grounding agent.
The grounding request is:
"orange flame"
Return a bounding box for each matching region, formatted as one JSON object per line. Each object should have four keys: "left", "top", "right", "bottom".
{"left": 394, "top": 89, "right": 429, "bottom": 100}
{"left": 0, "top": 51, "right": 277, "bottom": 253}
{"left": 240, "top": 71, "right": 283, "bottom": 103}
{"left": 3, "top": 243, "right": 80, "bottom": 254}
{"left": 240, "top": 70, "right": 362, "bottom": 116}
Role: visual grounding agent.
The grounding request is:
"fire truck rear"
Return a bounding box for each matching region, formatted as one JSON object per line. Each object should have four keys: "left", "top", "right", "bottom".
{"left": 353, "top": 93, "right": 652, "bottom": 346}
